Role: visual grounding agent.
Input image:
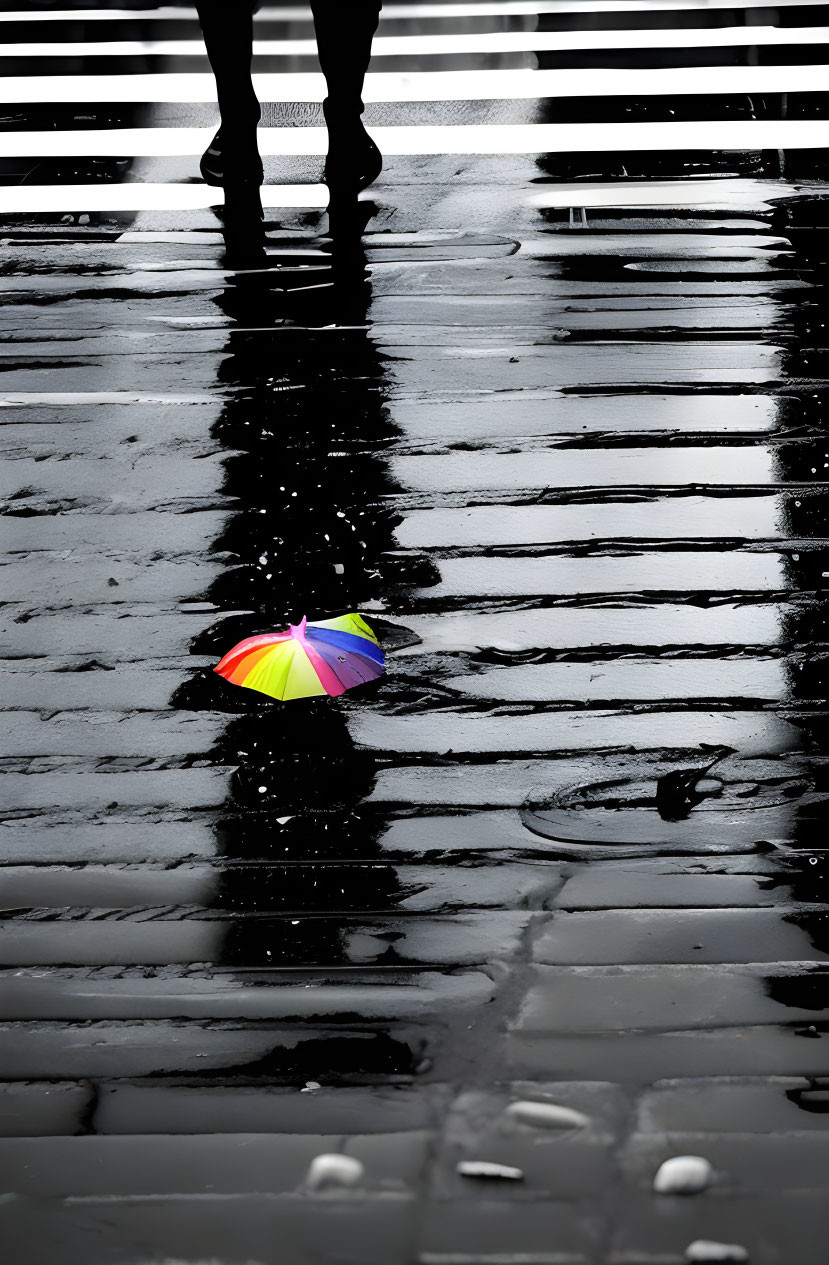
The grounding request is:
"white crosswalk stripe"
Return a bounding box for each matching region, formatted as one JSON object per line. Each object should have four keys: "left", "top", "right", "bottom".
{"left": 2, "top": 64, "right": 827, "bottom": 103}
{"left": 3, "top": 120, "right": 828, "bottom": 160}
{"left": 3, "top": 0, "right": 828, "bottom": 17}
{"left": 7, "top": 27, "right": 829, "bottom": 57}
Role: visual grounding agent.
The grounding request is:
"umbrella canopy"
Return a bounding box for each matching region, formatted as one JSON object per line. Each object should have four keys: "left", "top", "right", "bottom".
{"left": 214, "top": 613, "right": 385, "bottom": 702}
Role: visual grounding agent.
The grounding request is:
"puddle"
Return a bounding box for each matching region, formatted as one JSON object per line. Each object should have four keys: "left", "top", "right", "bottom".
{"left": 521, "top": 761, "right": 829, "bottom": 857}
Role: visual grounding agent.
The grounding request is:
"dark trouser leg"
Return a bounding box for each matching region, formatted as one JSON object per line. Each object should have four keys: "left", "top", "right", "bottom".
{"left": 196, "top": 0, "right": 260, "bottom": 129}
{"left": 311, "top": 0, "right": 383, "bottom": 190}
{"left": 311, "top": 0, "right": 381, "bottom": 123}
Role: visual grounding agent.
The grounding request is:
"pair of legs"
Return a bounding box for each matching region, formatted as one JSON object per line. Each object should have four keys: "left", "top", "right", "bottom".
{"left": 196, "top": 0, "right": 382, "bottom": 192}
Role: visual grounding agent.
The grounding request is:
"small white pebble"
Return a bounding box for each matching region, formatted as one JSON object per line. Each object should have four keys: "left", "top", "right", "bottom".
{"left": 506, "top": 1100, "right": 589, "bottom": 1130}
{"left": 685, "top": 1240, "right": 749, "bottom": 1262}
{"left": 654, "top": 1155, "right": 712, "bottom": 1194}
{"left": 457, "top": 1160, "right": 524, "bottom": 1181}
{"left": 305, "top": 1153, "right": 364, "bottom": 1190}
{"left": 78, "top": 213, "right": 90, "bottom": 225}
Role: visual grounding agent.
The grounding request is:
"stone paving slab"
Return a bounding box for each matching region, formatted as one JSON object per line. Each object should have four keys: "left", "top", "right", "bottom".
{"left": 0, "top": 1192, "right": 421, "bottom": 1265}
{"left": 506, "top": 1027, "right": 829, "bottom": 1083}
{"left": 0, "top": 970, "right": 496, "bottom": 1021}
{"left": 1, "top": 769, "right": 230, "bottom": 812}
{"left": 99, "top": 1082, "right": 446, "bottom": 1137}
{"left": 0, "top": 820, "right": 218, "bottom": 864}
{"left": 636, "top": 1077, "right": 829, "bottom": 1132}
{"left": 0, "top": 1131, "right": 433, "bottom": 1196}
{"left": 0, "top": 911, "right": 529, "bottom": 968}
{"left": 0, "top": 1021, "right": 424, "bottom": 1080}
{"left": 514, "top": 963, "right": 829, "bottom": 1032}
{"left": 552, "top": 865, "right": 797, "bottom": 909}
{"left": 0, "top": 1081, "right": 445, "bottom": 1138}
{"left": 1, "top": 712, "right": 225, "bottom": 759}
{"left": 1, "top": 812, "right": 542, "bottom": 864}
{"left": 0, "top": 860, "right": 557, "bottom": 911}
{"left": 349, "top": 710, "right": 805, "bottom": 757}
{"left": 532, "top": 909, "right": 829, "bottom": 964}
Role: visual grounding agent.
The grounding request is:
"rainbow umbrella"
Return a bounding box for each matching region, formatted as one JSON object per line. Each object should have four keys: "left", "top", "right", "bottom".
{"left": 214, "top": 612, "right": 384, "bottom": 701}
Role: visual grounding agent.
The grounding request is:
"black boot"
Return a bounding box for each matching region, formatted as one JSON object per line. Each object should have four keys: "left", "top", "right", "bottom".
{"left": 199, "top": 126, "right": 264, "bottom": 189}
{"left": 321, "top": 105, "right": 383, "bottom": 194}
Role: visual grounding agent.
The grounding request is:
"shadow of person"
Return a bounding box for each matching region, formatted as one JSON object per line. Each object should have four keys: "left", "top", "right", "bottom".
{"left": 166, "top": 200, "right": 424, "bottom": 1077}
{"left": 210, "top": 697, "right": 402, "bottom": 970}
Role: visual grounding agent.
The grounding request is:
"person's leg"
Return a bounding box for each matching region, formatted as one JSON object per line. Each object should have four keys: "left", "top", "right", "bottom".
{"left": 196, "top": 0, "right": 262, "bottom": 186}
{"left": 310, "top": 0, "right": 383, "bottom": 192}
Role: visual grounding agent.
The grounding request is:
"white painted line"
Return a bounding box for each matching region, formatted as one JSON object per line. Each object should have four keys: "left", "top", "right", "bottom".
{"left": 5, "top": 26, "right": 829, "bottom": 56}
{"left": 0, "top": 393, "right": 218, "bottom": 405}
{"left": 1, "top": 0, "right": 824, "bottom": 18}
{"left": 0, "top": 183, "right": 329, "bottom": 213}
{"left": 308, "top": 0, "right": 829, "bottom": 9}
{"left": 527, "top": 178, "right": 803, "bottom": 210}
{"left": 4, "top": 120, "right": 828, "bottom": 158}
{"left": 0, "top": 6, "right": 215, "bottom": 18}
{"left": 337, "top": 0, "right": 829, "bottom": 10}
{"left": 2, "top": 64, "right": 826, "bottom": 103}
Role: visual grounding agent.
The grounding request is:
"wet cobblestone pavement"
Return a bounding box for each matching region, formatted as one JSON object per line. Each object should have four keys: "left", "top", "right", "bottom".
{"left": 2, "top": 2, "right": 829, "bottom": 1263}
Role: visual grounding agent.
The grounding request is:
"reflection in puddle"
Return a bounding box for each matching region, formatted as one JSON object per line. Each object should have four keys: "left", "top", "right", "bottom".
{"left": 168, "top": 196, "right": 424, "bottom": 1070}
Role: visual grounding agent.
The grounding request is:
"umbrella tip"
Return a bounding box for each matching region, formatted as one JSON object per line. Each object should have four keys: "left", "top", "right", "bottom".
{"left": 298, "top": 615, "right": 307, "bottom": 635}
